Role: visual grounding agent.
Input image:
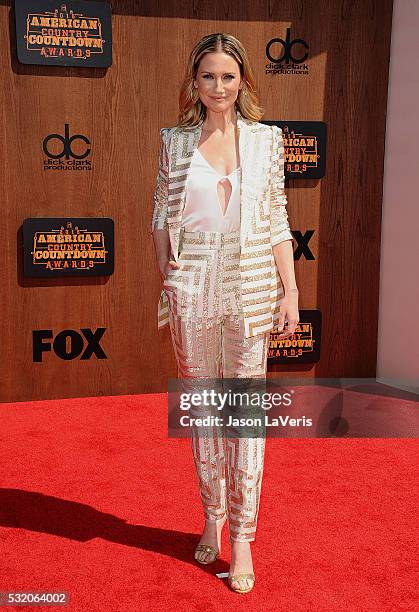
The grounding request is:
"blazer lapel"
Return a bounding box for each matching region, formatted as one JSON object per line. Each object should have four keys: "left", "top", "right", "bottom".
{"left": 166, "top": 110, "right": 255, "bottom": 260}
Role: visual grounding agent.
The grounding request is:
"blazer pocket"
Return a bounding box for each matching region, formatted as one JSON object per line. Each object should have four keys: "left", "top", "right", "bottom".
{"left": 163, "top": 264, "right": 184, "bottom": 316}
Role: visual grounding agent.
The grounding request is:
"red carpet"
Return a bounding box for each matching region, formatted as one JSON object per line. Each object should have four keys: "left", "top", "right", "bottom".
{"left": 0, "top": 393, "right": 417, "bottom": 611}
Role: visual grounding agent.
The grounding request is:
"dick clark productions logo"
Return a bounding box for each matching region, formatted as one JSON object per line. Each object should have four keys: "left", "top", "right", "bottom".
{"left": 42, "top": 124, "right": 92, "bottom": 170}
{"left": 265, "top": 28, "right": 309, "bottom": 76}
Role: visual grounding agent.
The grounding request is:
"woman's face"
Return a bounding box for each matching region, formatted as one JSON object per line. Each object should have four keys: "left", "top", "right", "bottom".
{"left": 194, "top": 51, "right": 243, "bottom": 114}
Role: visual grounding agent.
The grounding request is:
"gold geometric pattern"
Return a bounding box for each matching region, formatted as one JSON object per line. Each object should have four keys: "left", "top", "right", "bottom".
{"left": 151, "top": 112, "right": 294, "bottom": 339}
{"left": 167, "top": 230, "right": 269, "bottom": 542}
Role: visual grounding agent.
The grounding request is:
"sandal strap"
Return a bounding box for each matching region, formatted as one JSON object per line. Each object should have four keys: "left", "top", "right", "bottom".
{"left": 229, "top": 573, "right": 255, "bottom": 582}
{"left": 195, "top": 544, "right": 217, "bottom": 554}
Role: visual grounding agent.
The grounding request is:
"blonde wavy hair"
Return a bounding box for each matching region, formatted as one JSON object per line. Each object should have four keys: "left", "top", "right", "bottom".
{"left": 178, "top": 33, "right": 264, "bottom": 126}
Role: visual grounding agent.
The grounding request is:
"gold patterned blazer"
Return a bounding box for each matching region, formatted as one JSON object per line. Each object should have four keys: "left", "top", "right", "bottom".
{"left": 150, "top": 110, "right": 294, "bottom": 338}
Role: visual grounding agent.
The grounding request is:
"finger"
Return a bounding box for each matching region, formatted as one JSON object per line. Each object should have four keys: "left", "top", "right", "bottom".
{"left": 276, "top": 330, "right": 294, "bottom": 339}
{"left": 277, "top": 334, "right": 291, "bottom": 341}
{"left": 276, "top": 316, "right": 286, "bottom": 330}
{"left": 275, "top": 318, "right": 296, "bottom": 337}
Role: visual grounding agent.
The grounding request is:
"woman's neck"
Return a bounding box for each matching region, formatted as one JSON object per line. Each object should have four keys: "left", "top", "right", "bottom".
{"left": 202, "top": 107, "right": 238, "bottom": 134}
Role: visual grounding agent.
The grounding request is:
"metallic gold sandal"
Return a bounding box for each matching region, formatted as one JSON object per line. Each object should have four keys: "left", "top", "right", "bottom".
{"left": 228, "top": 573, "right": 255, "bottom": 594}
{"left": 194, "top": 544, "right": 219, "bottom": 565}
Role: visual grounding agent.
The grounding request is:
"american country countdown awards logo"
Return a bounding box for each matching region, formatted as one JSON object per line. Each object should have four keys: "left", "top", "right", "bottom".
{"left": 15, "top": 0, "right": 112, "bottom": 67}
{"left": 22, "top": 218, "right": 114, "bottom": 277}
{"left": 268, "top": 310, "right": 322, "bottom": 364}
{"left": 42, "top": 124, "right": 92, "bottom": 171}
{"left": 261, "top": 120, "right": 327, "bottom": 180}
{"left": 265, "top": 28, "right": 309, "bottom": 76}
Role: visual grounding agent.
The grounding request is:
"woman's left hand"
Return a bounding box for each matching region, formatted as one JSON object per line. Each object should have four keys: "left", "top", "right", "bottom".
{"left": 275, "top": 291, "right": 300, "bottom": 339}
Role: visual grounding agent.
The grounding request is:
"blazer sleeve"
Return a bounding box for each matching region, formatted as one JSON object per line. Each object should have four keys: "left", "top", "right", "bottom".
{"left": 150, "top": 128, "right": 170, "bottom": 232}
{"left": 270, "top": 124, "right": 294, "bottom": 247}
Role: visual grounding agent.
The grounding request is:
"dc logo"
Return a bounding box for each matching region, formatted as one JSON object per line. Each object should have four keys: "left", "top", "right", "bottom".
{"left": 266, "top": 28, "right": 309, "bottom": 64}
{"left": 42, "top": 124, "right": 91, "bottom": 160}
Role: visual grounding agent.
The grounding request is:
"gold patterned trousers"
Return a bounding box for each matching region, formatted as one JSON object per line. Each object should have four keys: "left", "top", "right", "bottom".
{"left": 165, "top": 230, "right": 269, "bottom": 542}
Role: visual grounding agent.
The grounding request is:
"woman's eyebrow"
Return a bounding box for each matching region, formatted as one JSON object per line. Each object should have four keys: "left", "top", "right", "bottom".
{"left": 200, "top": 71, "right": 236, "bottom": 75}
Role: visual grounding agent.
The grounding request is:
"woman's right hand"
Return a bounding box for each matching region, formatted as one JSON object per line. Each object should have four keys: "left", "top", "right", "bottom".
{"left": 159, "top": 259, "right": 180, "bottom": 282}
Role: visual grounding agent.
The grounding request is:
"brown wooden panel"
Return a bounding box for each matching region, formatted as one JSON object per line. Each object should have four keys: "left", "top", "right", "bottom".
{"left": 0, "top": 0, "right": 393, "bottom": 400}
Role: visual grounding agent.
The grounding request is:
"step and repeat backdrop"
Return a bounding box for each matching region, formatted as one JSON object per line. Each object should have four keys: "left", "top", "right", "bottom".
{"left": 0, "top": 0, "right": 393, "bottom": 400}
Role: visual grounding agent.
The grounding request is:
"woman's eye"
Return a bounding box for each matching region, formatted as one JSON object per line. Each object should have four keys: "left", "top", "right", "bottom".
{"left": 202, "top": 75, "right": 235, "bottom": 79}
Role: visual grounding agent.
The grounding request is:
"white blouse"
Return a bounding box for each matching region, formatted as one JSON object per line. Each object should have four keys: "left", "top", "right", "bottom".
{"left": 181, "top": 147, "right": 241, "bottom": 232}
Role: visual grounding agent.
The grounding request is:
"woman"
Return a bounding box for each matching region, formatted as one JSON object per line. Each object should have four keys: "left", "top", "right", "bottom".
{"left": 151, "top": 33, "right": 299, "bottom": 594}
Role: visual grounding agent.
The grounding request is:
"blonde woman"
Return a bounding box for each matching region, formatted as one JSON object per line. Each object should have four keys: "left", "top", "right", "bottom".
{"left": 151, "top": 33, "right": 299, "bottom": 594}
